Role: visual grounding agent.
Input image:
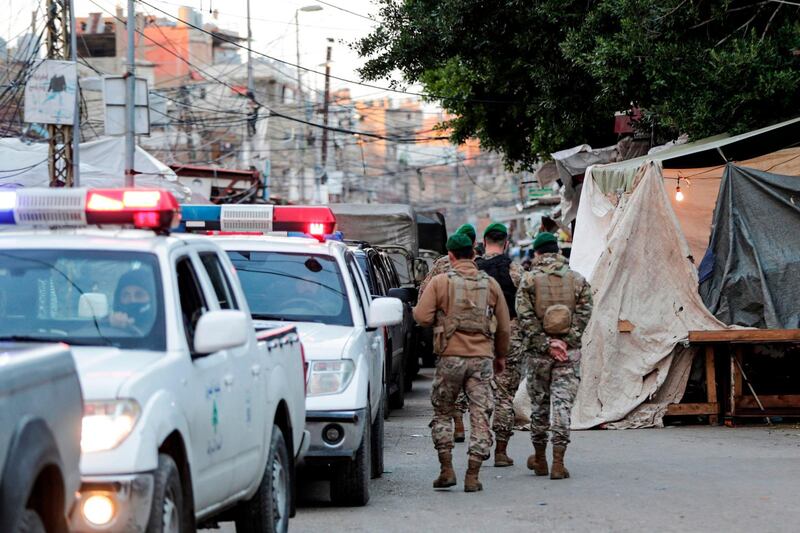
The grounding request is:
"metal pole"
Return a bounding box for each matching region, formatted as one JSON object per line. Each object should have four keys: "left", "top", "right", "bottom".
{"left": 295, "top": 9, "right": 306, "bottom": 203}
{"left": 69, "top": 0, "right": 80, "bottom": 186}
{"left": 246, "top": 0, "right": 254, "bottom": 96}
{"left": 124, "top": 0, "right": 136, "bottom": 187}
{"left": 320, "top": 38, "right": 332, "bottom": 202}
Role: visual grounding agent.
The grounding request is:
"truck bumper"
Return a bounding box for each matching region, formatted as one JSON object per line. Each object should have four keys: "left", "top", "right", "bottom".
{"left": 297, "top": 429, "right": 311, "bottom": 461}
{"left": 70, "top": 473, "right": 154, "bottom": 533}
{"left": 303, "top": 409, "right": 367, "bottom": 463}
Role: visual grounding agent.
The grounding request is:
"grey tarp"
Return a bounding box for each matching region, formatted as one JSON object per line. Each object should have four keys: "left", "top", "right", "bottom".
{"left": 330, "top": 204, "right": 419, "bottom": 256}
{"left": 699, "top": 165, "right": 800, "bottom": 329}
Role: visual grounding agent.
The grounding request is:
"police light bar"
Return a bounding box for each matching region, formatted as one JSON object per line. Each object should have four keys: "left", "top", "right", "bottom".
{"left": 179, "top": 204, "right": 336, "bottom": 239}
{"left": 0, "top": 188, "right": 180, "bottom": 231}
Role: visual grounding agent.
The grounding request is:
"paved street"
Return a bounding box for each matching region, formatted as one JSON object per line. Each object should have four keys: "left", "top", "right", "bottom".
{"left": 211, "top": 369, "right": 800, "bottom": 533}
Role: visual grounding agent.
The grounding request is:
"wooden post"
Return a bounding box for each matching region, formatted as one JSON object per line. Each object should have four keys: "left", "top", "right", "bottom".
{"left": 705, "top": 345, "right": 718, "bottom": 425}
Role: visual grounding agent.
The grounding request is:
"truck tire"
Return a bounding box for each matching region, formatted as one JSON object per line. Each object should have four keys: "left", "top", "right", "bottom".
{"left": 370, "top": 397, "right": 384, "bottom": 479}
{"left": 388, "top": 365, "right": 405, "bottom": 410}
{"left": 147, "top": 454, "right": 186, "bottom": 533}
{"left": 330, "top": 401, "right": 371, "bottom": 507}
{"left": 14, "top": 510, "right": 45, "bottom": 533}
{"left": 235, "top": 425, "right": 291, "bottom": 533}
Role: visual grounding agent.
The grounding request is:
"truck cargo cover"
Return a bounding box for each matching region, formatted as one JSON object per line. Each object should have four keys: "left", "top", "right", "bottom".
{"left": 331, "top": 204, "right": 419, "bottom": 255}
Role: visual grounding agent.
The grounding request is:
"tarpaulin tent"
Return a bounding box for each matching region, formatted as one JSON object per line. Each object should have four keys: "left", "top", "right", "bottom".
{"left": 699, "top": 165, "right": 800, "bottom": 329}
{"left": 0, "top": 136, "right": 190, "bottom": 201}
{"left": 564, "top": 117, "right": 800, "bottom": 428}
{"left": 329, "top": 204, "right": 419, "bottom": 256}
{"left": 568, "top": 162, "right": 728, "bottom": 429}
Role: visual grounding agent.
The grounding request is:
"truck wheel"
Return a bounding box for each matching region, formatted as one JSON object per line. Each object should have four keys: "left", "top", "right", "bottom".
{"left": 388, "top": 365, "right": 405, "bottom": 410}
{"left": 235, "top": 425, "right": 291, "bottom": 533}
{"left": 330, "top": 401, "right": 371, "bottom": 507}
{"left": 370, "top": 396, "right": 385, "bottom": 479}
{"left": 147, "top": 454, "right": 185, "bottom": 533}
{"left": 14, "top": 509, "right": 45, "bottom": 533}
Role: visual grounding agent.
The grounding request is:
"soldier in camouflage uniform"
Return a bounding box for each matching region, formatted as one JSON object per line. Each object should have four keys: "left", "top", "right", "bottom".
{"left": 474, "top": 223, "right": 524, "bottom": 467}
{"left": 418, "top": 223, "right": 478, "bottom": 443}
{"left": 414, "top": 232, "right": 510, "bottom": 492}
{"left": 516, "top": 232, "right": 592, "bottom": 480}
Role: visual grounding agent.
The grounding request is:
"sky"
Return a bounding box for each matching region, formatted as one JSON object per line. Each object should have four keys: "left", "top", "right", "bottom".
{"left": 4, "top": 0, "right": 412, "bottom": 100}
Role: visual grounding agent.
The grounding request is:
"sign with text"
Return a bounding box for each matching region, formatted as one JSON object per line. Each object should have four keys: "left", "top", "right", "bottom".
{"left": 24, "top": 60, "right": 77, "bottom": 125}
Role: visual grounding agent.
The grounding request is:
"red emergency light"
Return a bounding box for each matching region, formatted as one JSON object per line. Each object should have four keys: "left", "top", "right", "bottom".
{"left": 272, "top": 206, "right": 336, "bottom": 236}
{"left": 85, "top": 189, "right": 180, "bottom": 231}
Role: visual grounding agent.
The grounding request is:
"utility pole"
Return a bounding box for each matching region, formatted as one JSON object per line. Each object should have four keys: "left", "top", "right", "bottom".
{"left": 45, "top": 0, "right": 74, "bottom": 186}
{"left": 245, "top": 0, "right": 255, "bottom": 171}
{"left": 319, "top": 37, "right": 333, "bottom": 202}
{"left": 124, "top": 0, "right": 136, "bottom": 187}
{"left": 69, "top": 0, "right": 80, "bottom": 186}
{"left": 295, "top": 9, "right": 306, "bottom": 203}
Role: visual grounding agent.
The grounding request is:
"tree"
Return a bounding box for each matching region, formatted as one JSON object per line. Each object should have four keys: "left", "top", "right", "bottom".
{"left": 355, "top": 0, "right": 800, "bottom": 170}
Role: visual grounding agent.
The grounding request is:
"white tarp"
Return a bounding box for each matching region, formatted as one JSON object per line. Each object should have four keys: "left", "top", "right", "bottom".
{"left": 0, "top": 136, "right": 190, "bottom": 201}
{"left": 570, "top": 162, "right": 727, "bottom": 429}
{"left": 568, "top": 166, "right": 615, "bottom": 282}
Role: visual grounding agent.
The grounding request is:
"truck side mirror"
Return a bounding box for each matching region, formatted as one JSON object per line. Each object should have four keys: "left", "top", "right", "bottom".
{"left": 193, "top": 310, "right": 249, "bottom": 355}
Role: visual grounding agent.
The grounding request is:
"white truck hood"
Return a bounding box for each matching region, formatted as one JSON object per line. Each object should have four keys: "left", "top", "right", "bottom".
{"left": 254, "top": 320, "right": 355, "bottom": 360}
{"left": 71, "top": 346, "right": 163, "bottom": 400}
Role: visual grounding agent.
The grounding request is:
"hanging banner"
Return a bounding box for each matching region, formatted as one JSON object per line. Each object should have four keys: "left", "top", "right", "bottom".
{"left": 24, "top": 60, "right": 78, "bottom": 125}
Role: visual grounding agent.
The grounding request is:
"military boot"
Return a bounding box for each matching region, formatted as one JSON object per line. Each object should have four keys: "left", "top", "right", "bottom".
{"left": 453, "top": 414, "right": 466, "bottom": 443}
{"left": 550, "top": 445, "right": 570, "bottom": 480}
{"left": 464, "top": 457, "right": 483, "bottom": 492}
{"left": 494, "top": 440, "right": 514, "bottom": 467}
{"left": 526, "top": 444, "right": 549, "bottom": 476}
{"left": 433, "top": 451, "right": 457, "bottom": 489}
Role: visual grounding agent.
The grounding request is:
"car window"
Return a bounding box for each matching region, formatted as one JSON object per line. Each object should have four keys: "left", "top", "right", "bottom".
{"left": 346, "top": 253, "right": 369, "bottom": 323}
{"left": 227, "top": 251, "right": 352, "bottom": 326}
{"left": 200, "top": 253, "right": 238, "bottom": 310}
{"left": 0, "top": 249, "right": 166, "bottom": 351}
{"left": 354, "top": 252, "right": 375, "bottom": 294}
{"left": 176, "top": 256, "right": 208, "bottom": 351}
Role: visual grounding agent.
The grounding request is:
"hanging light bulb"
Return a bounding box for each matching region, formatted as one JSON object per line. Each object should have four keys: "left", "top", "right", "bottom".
{"left": 675, "top": 177, "right": 685, "bottom": 202}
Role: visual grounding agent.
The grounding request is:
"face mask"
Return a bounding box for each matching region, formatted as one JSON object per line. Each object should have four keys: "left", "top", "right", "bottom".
{"left": 118, "top": 302, "right": 154, "bottom": 327}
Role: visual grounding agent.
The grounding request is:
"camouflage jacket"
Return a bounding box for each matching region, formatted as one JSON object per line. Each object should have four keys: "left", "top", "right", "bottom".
{"left": 419, "top": 255, "right": 452, "bottom": 296}
{"left": 516, "top": 253, "right": 592, "bottom": 355}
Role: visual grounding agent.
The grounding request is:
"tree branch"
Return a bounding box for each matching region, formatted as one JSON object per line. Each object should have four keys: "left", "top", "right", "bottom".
{"left": 761, "top": 3, "right": 783, "bottom": 41}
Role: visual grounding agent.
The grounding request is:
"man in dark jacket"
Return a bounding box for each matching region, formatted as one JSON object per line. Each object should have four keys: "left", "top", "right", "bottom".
{"left": 475, "top": 223, "right": 524, "bottom": 467}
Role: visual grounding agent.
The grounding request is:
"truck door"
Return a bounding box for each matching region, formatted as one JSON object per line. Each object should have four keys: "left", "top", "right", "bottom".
{"left": 174, "top": 254, "right": 235, "bottom": 508}
{"left": 345, "top": 253, "right": 383, "bottom": 421}
{"left": 197, "top": 251, "right": 267, "bottom": 495}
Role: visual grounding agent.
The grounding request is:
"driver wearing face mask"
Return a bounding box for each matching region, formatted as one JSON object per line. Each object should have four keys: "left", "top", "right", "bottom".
{"left": 109, "top": 269, "right": 157, "bottom": 331}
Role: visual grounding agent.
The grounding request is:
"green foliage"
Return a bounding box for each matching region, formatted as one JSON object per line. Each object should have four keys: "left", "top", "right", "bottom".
{"left": 356, "top": 0, "right": 800, "bottom": 170}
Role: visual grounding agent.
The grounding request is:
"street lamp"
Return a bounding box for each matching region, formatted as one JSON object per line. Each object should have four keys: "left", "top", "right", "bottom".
{"left": 295, "top": 5, "right": 322, "bottom": 202}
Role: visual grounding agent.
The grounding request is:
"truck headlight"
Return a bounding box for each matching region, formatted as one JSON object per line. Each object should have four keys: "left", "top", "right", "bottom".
{"left": 307, "top": 360, "right": 355, "bottom": 396}
{"left": 81, "top": 399, "right": 141, "bottom": 453}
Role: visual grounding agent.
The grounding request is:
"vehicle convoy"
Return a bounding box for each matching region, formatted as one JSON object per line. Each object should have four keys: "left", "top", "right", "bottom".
{"left": 349, "top": 241, "right": 417, "bottom": 404}
{"left": 179, "top": 204, "right": 404, "bottom": 506}
{"left": 0, "top": 188, "right": 307, "bottom": 533}
{"left": 0, "top": 343, "right": 82, "bottom": 533}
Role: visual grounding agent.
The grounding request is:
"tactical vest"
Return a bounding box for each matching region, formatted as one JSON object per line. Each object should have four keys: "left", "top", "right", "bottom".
{"left": 476, "top": 254, "right": 517, "bottom": 319}
{"left": 433, "top": 270, "right": 496, "bottom": 354}
{"left": 532, "top": 270, "right": 576, "bottom": 336}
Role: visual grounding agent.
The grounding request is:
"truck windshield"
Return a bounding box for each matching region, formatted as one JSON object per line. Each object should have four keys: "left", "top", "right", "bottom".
{"left": 0, "top": 250, "right": 166, "bottom": 351}
{"left": 227, "top": 250, "right": 353, "bottom": 326}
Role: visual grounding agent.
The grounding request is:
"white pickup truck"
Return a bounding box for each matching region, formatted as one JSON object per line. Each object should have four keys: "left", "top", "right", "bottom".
{"left": 0, "top": 188, "right": 307, "bottom": 533}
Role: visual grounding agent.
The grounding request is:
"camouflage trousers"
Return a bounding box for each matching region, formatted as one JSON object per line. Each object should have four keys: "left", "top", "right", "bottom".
{"left": 430, "top": 356, "right": 494, "bottom": 460}
{"left": 491, "top": 338, "right": 525, "bottom": 442}
{"left": 527, "top": 353, "right": 580, "bottom": 447}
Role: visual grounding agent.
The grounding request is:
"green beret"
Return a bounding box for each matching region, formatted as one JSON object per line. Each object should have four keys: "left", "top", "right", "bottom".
{"left": 446, "top": 233, "right": 474, "bottom": 252}
{"left": 532, "top": 231, "right": 558, "bottom": 251}
{"left": 455, "top": 223, "right": 477, "bottom": 242}
{"left": 483, "top": 222, "right": 508, "bottom": 238}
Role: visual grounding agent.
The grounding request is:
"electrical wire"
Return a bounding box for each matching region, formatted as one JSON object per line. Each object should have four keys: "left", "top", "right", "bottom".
{"left": 135, "top": 0, "right": 517, "bottom": 105}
